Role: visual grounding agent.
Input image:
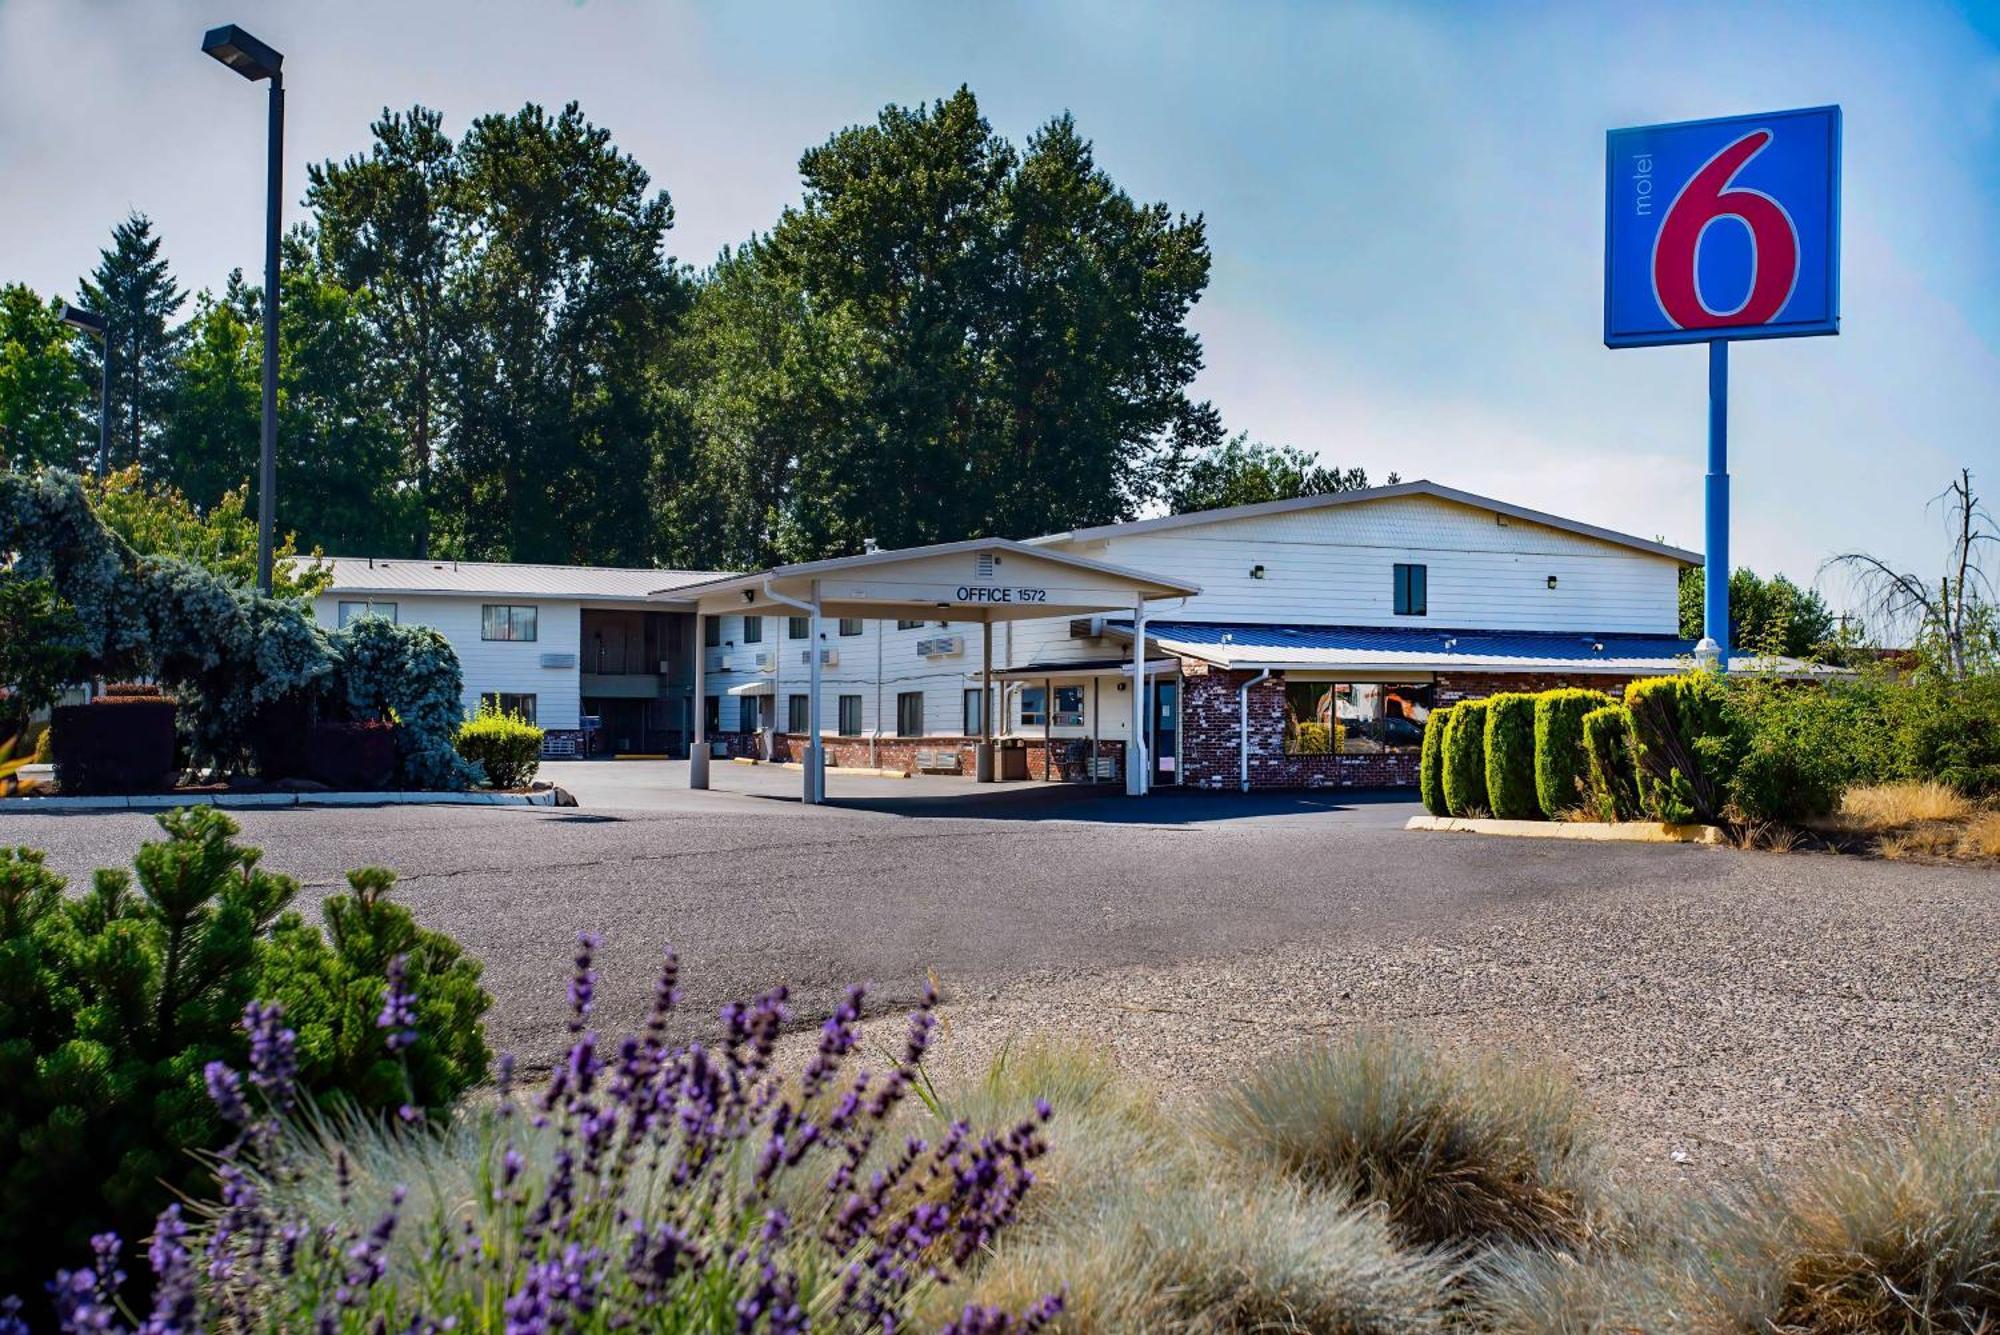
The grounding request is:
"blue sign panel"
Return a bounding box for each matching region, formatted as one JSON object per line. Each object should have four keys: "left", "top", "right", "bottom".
{"left": 1605, "top": 106, "right": 1840, "bottom": 348}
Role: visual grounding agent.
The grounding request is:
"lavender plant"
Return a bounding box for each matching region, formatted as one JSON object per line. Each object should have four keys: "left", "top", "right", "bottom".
{"left": 18, "top": 936, "right": 1061, "bottom": 1333}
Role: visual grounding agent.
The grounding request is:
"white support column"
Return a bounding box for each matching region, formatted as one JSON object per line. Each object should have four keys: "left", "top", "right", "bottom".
{"left": 805, "top": 581, "right": 824, "bottom": 804}
{"left": 1127, "top": 600, "right": 1148, "bottom": 796}
{"left": 689, "top": 612, "right": 708, "bottom": 789}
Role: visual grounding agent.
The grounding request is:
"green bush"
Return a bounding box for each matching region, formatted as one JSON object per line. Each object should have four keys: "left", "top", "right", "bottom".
{"left": 0, "top": 807, "right": 490, "bottom": 1298}
{"left": 1291, "top": 719, "right": 1333, "bottom": 754}
{"left": 1724, "top": 678, "right": 1875, "bottom": 822}
{"left": 1581, "top": 705, "right": 1639, "bottom": 822}
{"left": 1624, "top": 672, "right": 1742, "bottom": 824}
{"left": 1441, "top": 698, "right": 1492, "bottom": 817}
{"left": 258, "top": 867, "right": 491, "bottom": 1115}
{"left": 453, "top": 703, "right": 544, "bottom": 788}
{"left": 1419, "top": 705, "right": 1454, "bottom": 816}
{"left": 1533, "top": 689, "right": 1613, "bottom": 819}
{"left": 1892, "top": 672, "right": 2000, "bottom": 797}
{"left": 1482, "top": 693, "right": 1541, "bottom": 820}
{"left": 1207, "top": 1031, "right": 1611, "bottom": 1253}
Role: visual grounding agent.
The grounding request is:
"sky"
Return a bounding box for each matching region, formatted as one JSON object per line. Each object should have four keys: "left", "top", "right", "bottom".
{"left": 2, "top": 0, "right": 1996, "bottom": 612}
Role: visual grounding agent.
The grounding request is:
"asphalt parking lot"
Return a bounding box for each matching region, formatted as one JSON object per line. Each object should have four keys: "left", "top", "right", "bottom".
{"left": 8, "top": 761, "right": 1994, "bottom": 1183}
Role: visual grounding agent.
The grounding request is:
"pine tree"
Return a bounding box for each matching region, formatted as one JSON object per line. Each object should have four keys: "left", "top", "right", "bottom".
{"left": 76, "top": 213, "right": 187, "bottom": 476}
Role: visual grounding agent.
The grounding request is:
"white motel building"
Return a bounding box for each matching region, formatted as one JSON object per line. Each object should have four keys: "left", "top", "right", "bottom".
{"left": 309, "top": 480, "right": 1700, "bottom": 796}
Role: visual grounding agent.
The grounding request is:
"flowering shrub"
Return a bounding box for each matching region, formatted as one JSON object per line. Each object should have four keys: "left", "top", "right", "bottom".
{"left": 17, "top": 935, "right": 1059, "bottom": 1333}
{"left": 455, "top": 704, "right": 544, "bottom": 789}
{"left": 0, "top": 468, "right": 473, "bottom": 787}
{"left": 0, "top": 809, "right": 489, "bottom": 1304}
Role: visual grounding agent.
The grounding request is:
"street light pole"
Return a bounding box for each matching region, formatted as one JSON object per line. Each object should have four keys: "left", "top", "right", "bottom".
{"left": 202, "top": 23, "right": 285, "bottom": 596}
{"left": 60, "top": 305, "right": 108, "bottom": 475}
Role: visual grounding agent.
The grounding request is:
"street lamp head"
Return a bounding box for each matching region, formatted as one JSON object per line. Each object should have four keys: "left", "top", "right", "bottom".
{"left": 60, "top": 305, "right": 106, "bottom": 338}
{"left": 201, "top": 24, "right": 282, "bottom": 81}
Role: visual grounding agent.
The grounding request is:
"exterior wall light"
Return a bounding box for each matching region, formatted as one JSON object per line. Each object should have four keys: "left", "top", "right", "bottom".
{"left": 1546, "top": 574, "right": 1559, "bottom": 589}
{"left": 1249, "top": 564, "right": 1266, "bottom": 579}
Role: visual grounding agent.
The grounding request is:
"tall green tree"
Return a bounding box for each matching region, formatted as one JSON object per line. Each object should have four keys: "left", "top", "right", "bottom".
{"left": 1165, "top": 430, "right": 1373, "bottom": 515}
{"left": 1678, "top": 565, "right": 1841, "bottom": 660}
{"left": 306, "top": 107, "right": 462, "bottom": 556}
{"left": 76, "top": 213, "right": 186, "bottom": 475}
{"left": 159, "top": 275, "right": 260, "bottom": 510}
{"left": 444, "top": 101, "right": 688, "bottom": 564}
{"left": 0, "top": 284, "right": 92, "bottom": 473}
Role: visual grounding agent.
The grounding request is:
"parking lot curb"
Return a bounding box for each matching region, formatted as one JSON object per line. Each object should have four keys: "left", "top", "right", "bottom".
{"left": 1405, "top": 814, "right": 1723, "bottom": 844}
{"left": 0, "top": 789, "right": 564, "bottom": 814}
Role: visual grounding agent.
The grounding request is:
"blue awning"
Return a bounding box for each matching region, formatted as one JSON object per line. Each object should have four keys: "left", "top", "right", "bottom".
{"left": 1116, "top": 621, "right": 1696, "bottom": 675}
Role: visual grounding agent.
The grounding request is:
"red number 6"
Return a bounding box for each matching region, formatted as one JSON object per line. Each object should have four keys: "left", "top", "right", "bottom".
{"left": 1651, "top": 130, "right": 1799, "bottom": 329}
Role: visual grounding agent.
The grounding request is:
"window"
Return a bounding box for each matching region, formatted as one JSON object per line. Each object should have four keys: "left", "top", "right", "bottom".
{"left": 482, "top": 604, "right": 538, "bottom": 641}
{"left": 788, "top": 694, "right": 810, "bottom": 734}
{"left": 788, "top": 616, "right": 808, "bottom": 639}
{"left": 480, "top": 692, "right": 537, "bottom": 724}
{"left": 963, "top": 688, "right": 985, "bottom": 736}
{"left": 743, "top": 615, "right": 763, "bottom": 644}
{"left": 336, "top": 600, "right": 398, "bottom": 627}
{"left": 838, "top": 695, "right": 863, "bottom": 736}
{"left": 896, "top": 619, "right": 923, "bottom": 630}
{"left": 704, "top": 695, "right": 721, "bottom": 736}
{"left": 1393, "top": 563, "right": 1428, "bottom": 617}
{"left": 740, "top": 696, "right": 763, "bottom": 733}
{"left": 1283, "top": 681, "right": 1434, "bottom": 755}
{"left": 1019, "top": 686, "right": 1047, "bottom": 728}
{"left": 703, "top": 617, "right": 721, "bottom": 648}
{"left": 838, "top": 618, "right": 863, "bottom": 636}
{"left": 896, "top": 692, "right": 924, "bottom": 737}
{"left": 1054, "top": 685, "right": 1085, "bottom": 727}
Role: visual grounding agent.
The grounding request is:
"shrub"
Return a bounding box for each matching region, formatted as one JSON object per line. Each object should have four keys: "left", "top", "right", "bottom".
{"left": 1207, "top": 1031, "right": 1611, "bottom": 1254}
{"left": 933, "top": 1043, "right": 1453, "bottom": 1332}
{"left": 1441, "top": 698, "right": 1492, "bottom": 817}
{"left": 0, "top": 809, "right": 489, "bottom": 1303}
{"left": 1725, "top": 678, "right": 1872, "bottom": 822}
{"left": 305, "top": 719, "right": 398, "bottom": 789}
{"left": 1292, "top": 719, "right": 1333, "bottom": 754}
{"left": 22, "top": 946, "right": 1058, "bottom": 1333}
{"left": 1624, "top": 672, "right": 1742, "bottom": 824}
{"left": 1892, "top": 672, "right": 2000, "bottom": 797}
{"left": 1419, "top": 705, "right": 1454, "bottom": 816}
{"left": 1482, "top": 693, "right": 1541, "bottom": 820}
{"left": 1582, "top": 705, "right": 1639, "bottom": 822}
{"left": 454, "top": 704, "right": 544, "bottom": 788}
{"left": 258, "top": 867, "right": 491, "bottom": 1115}
{"left": 1533, "top": 689, "right": 1612, "bottom": 819}
{"left": 50, "top": 696, "right": 179, "bottom": 794}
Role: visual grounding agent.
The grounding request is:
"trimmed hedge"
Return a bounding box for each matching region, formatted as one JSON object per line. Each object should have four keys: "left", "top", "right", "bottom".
{"left": 1419, "top": 705, "right": 1454, "bottom": 816}
{"left": 1440, "top": 699, "right": 1491, "bottom": 817}
{"left": 1625, "top": 673, "right": 1740, "bottom": 824}
{"left": 1534, "top": 689, "right": 1613, "bottom": 819}
{"left": 455, "top": 705, "right": 544, "bottom": 789}
{"left": 1482, "top": 694, "right": 1541, "bottom": 820}
{"left": 1581, "top": 705, "right": 1639, "bottom": 822}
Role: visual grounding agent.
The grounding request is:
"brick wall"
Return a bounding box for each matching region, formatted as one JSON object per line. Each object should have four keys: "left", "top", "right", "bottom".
{"left": 1179, "top": 662, "right": 1639, "bottom": 792}
{"left": 769, "top": 733, "right": 1126, "bottom": 782}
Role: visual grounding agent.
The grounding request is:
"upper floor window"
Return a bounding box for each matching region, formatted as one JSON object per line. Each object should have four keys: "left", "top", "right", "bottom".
{"left": 838, "top": 618, "right": 864, "bottom": 637}
{"left": 743, "top": 615, "right": 763, "bottom": 644}
{"left": 482, "top": 604, "right": 538, "bottom": 641}
{"left": 896, "top": 619, "right": 923, "bottom": 630}
{"left": 789, "top": 616, "right": 808, "bottom": 639}
{"left": 703, "top": 617, "right": 721, "bottom": 648}
{"left": 336, "top": 600, "right": 398, "bottom": 627}
{"left": 1393, "top": 563, "right": 1427, "bottom": 617}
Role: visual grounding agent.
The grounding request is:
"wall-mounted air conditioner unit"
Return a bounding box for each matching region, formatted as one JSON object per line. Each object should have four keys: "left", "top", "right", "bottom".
{"left": 1067, "top": 617, "right": 1105, "bottom": 640}
{"left": 540, "top": 652, "right": 577, "bottom": 669}
{"left": 801, "top": 648, "right": 838, "bottom": 668}
{"left": 916, "top": 635, "right": 964, "bottom": 659}
{"left": 755, "top": 651, "right": 776, "bottom": 672}
{"left": 716, "top": 655, "right": 733, "bottom": 672}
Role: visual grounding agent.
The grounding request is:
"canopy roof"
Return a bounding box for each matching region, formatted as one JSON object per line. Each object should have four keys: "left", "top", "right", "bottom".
{"left": 660, "top": 537, "right": 1200, "bottom": 623}
{"left": 1124, "top": 621, "right": 1699, "bottom": 676}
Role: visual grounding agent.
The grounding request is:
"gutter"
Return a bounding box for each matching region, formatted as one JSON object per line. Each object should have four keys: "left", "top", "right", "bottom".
{"left": 1238, "top": 668, "right": 1273, "bottom": 793}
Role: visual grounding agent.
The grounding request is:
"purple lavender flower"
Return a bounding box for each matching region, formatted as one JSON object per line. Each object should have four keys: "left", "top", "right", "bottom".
{"left": 204, "top": 1060, "right": 249, "bottom": 1127}
{"left": 0, "top": 1296, "right": 26, "bottom": 1335}
{"left": 568, "top": 931, "right": 600, "bottom": 1032}
{"left": 377, "top": 954, "right": 419, "bottom": 1052}
{"left": 242, "top": 1001, "right": 298, "bottom": 1110}
{"left": 142, "top": 1205, "right": 196, "bottom": 1334}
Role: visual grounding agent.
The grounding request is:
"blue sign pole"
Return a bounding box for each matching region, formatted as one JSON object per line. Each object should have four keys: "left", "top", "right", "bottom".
{"left": 1704, "top": 341, "right": 1729, "bottom": 668}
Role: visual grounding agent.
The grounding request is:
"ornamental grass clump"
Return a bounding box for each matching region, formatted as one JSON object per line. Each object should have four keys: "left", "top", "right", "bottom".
{"left": 1207, "top": 1031, "right": 1612, "bottom": 1256}
{"left": 925, "top": 1043, "right": 1454, "bottom": 1332}
{"left": 15, "top": 936, "right": 1060, "bottom": 1333}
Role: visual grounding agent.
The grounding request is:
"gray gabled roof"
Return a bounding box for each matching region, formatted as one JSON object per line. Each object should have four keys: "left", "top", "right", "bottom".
{"left": 655, "top": 535, "right": 1202, "bottom": 602}
{"left": 310, "top": 556, "right": 730, "bottom": 602}
{"left": 1028, "top": 480, "right": 1702, "bottom": 565}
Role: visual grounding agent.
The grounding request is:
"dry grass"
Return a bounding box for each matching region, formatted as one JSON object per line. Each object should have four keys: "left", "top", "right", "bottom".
{"left": 1837, "top": 782, "right": 1973, "bottom": 829}
{"left": 1203, "top": 1031, "right": 1616, "bottom": 1256}
{"left": 1809, "top": 783, "right": 2000, "bottom": 863}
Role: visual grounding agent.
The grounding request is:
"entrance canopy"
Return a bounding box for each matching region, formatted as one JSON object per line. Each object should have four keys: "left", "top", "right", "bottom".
{"left": 660, "top": 538, "right": 1199, "bottom": 803}
{"left": 657, "top": 537, "right": 1198, "bottom": 622}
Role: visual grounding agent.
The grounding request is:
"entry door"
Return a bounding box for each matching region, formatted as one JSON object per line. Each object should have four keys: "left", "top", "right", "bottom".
{"left": 1149, "top": 679, "right": 1180, "bottom": 786}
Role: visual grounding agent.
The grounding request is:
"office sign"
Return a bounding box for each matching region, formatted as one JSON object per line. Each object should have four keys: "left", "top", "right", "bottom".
{"left": 1605, "top": 106, "right": 1840, "bottom": 347}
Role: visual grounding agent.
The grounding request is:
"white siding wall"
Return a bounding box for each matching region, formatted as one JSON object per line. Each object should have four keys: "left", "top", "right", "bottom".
{"left": 700, "top": 615, "right": 990, "bottom": 738}
{"left": 1049, "top": 495, "right": 1682, "bottom": 634}
{"left": 311, "top": 593, "right": 584, "bottom": 729}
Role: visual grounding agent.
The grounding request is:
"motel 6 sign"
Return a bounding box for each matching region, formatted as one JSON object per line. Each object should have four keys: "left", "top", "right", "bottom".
{"left": 1604, "top": 105, "right": 1841, "bottom": 348}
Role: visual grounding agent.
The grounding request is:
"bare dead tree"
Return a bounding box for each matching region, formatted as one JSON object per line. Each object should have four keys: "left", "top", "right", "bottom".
{"left": 1824, "top": 468, "right": 1998, "bottom": 676}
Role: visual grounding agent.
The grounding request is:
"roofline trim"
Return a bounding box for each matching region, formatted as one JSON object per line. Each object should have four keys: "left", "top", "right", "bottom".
{"left": 656, "top": 536, "right": 1202, "bottom": 601}
{"left": 1028, "top": 479, "right": 1702, "bottom": 565}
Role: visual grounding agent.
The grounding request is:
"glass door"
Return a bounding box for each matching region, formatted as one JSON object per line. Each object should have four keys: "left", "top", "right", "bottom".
{"left": 1149, "top": 679, "right": 1180, "bottom": 786}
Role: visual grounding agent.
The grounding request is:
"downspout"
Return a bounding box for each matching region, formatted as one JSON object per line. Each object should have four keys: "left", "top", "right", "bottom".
{"left": 1239, "top": 668, "right": 1273, "bottom": 793}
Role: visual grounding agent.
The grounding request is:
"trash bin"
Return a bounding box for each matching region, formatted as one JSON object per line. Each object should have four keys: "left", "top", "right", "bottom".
{"left": 996, "top": 739, "right": 1029, "bottom": 781}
